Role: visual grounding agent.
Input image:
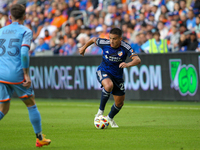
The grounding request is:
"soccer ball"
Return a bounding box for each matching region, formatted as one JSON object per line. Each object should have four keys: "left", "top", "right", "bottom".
{"left": 94, "top": 115, "right": 109, "bottom": 129}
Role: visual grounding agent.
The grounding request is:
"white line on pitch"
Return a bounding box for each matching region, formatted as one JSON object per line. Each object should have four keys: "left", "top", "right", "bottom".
{"left": 11, "top": 103, "right": 200, "bottom": 110}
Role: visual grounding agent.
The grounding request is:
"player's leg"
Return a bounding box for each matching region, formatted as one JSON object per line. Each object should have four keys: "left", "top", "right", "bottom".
{"left": 0, "top": 83, "right": 13, "bottom": 120}
{"left": 107, "top": 78, "right": 125, "bottom": 128}
{"left": 107, "top": 95, "right": 125, "bottom": 128}
{"left": 108, "top": 95, "right": 125, "bottom": 118}
{"left": 22, "top": 96, "right": 51, "bottom": 147}
{"left": 12, "top": 84, "right": 51, "bottom": 147}
{"left": 22, "top": 96, "right": 42, "bottom": 139}
{"left": 96, "top": 71, "right": 113, "bottom": 116}
{"left": 0, "top": 102, "right": 10, "bottom": 120}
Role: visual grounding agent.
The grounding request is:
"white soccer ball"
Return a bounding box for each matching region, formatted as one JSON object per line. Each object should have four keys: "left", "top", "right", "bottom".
{"left": 94, "top": 115, "right": 109, "bottom": 129}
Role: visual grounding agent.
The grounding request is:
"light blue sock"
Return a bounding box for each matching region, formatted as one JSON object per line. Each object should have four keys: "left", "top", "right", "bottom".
{"left": 27, "top": 104, "right": 42, "bottom": 134}
{"left": 0, "top": 111, "right": 4, "bottom": 120}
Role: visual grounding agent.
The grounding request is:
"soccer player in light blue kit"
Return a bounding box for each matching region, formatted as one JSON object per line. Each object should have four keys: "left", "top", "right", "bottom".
{"left": 0, "top": 4, "right": 51, "bottom": 147}
{"left": 79, "top": 28, "right": 141, "bottom": 127}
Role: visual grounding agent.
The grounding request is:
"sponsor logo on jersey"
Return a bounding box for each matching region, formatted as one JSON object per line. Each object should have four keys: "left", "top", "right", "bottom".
{"left": 103, "top": 74, "right": 107, "bottom": 77}
{"left": 118, "top": 51, "right": 123, "bottom": 56}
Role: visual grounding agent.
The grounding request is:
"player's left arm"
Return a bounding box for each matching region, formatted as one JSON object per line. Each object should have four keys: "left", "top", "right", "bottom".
{"left": 21, "top": 30, "right": 33, "bottom": 88}
{"left": 119, "top": 55, "right": 141, "bottom": 68}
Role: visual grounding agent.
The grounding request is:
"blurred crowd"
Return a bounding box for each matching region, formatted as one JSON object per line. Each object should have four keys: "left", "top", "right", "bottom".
{"left": 0, "top": 0, "right": 200, "bottom": 55}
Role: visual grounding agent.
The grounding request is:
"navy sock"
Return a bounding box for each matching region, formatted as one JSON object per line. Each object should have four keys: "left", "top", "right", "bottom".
{"left": 27, "top": 105, "right": 42, "bottom": 135}
{"left": 0, "top": 111, "right": 4, "bottom": 120}
{"left": 108, "top": 104, "right": 121, "bottom": 119}
{"left": 99, "top": 88, "right": 110, "bottom": 111}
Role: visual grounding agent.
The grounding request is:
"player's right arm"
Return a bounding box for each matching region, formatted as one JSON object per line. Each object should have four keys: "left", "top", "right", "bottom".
{"left": 79, "top": 37, "right": 98, "bottom": 56}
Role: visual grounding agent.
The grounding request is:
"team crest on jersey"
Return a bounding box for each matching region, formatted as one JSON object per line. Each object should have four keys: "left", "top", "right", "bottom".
{"left": 118, "top": 51, "right": 123, "bottom": 56}
{"left": 103, "top": 74, "right": 107, "bottom": 77}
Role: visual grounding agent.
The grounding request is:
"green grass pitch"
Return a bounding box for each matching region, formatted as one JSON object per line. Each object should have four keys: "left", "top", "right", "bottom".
{"left": 0, "top": 99, "right": 200, "bottom": 150}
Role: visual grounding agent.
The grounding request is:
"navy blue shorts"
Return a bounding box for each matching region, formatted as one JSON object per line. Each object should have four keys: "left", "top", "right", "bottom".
{"left": 96, "top": 70, "right": 125, "bottom": 96}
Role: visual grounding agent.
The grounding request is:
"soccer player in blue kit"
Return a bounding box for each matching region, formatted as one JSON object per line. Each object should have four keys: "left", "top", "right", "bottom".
{"left": 0, "top": 4, "right": 51, "bottom": 147}
{"left": 79, "top": 28, "right": 141, "bottom": 127}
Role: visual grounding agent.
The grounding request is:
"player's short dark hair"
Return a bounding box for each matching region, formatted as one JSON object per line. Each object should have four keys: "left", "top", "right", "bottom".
{"left": 10, "top": 4, "right": 25, "bottom": 20}
{"left": 109, "top": 28, "right": 122, "bottom": 37}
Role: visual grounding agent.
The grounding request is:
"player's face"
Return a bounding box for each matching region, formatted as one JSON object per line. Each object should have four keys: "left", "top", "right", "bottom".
{"left": 109, "top": 34, "right": 122, "bottom": 48}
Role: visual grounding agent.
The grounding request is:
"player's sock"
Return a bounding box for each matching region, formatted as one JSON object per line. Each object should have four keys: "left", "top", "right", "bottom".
{"left": 99, "top": 88, "right": 110, "bottom": 111}
{"left": 108, "top": 104, "right": 122, "bottom": 119}
{"left": 0, "top": 111, "right": 4, "bottom": 120}
{"left": 36, "top": 131, "right": 43, "bottom": 140}
{"left": 27, "top": 105, "right": 42, "bottom": 139}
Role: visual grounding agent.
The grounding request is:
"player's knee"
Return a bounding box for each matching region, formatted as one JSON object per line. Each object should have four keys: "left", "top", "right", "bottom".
{"left": 103, "top": 83, "right": 113, "bottom": 92}
{"left": 116, "top": 101, "right": 124, "bottom": 108}
{"left": 23, "top": 96, "right": 36, "bottom": 107}
{"left": 0, "top": 103, "right": 10, "bottom": 115}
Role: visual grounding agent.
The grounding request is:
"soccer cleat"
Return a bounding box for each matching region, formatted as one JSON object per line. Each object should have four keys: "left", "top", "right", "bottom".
{"left": 107, "top": 116, "right": 119, "bottom": 128}
{"left": 94, "top": 109, "right": 104, "bottom": 121}
{"left": 36, "top": 134, "right": 51, "bottom": 147}
{"left": 95, "top": 109, "right": 104, "bottom": 117}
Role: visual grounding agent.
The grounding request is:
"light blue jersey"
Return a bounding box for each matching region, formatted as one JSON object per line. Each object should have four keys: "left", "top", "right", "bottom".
{"left": 0, "top": 22, "right": 32, "bottom": 84}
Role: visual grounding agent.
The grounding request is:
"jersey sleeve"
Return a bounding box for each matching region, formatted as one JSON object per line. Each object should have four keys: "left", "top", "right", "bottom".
{"left": 121, "top": 41, "right": 138, "bottom": 59}
{"left": 95, "top": 38, "right": 110, "bottom": 49}
{"left": 21, "top": 30, "right": 33, "bottom": 49}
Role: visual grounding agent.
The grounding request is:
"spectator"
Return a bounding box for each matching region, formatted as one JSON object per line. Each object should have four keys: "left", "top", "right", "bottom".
{"left": 69, "top": 16, "right": 78, "bottom": 31}
{"left": 50, "top": 36, "right": 64, "bottom": 55}
{"left": 178, "top": 33, "right": 188, "bottom": 52}
{"left": 67, "top": 0, "right": 79, "bottom": 17}
{"left": 51, "top": 9, "right": 67, "bottom": 28}
{"left": 32, "top": 38, "right": 50, "bottom": 56}
{"left": 186, "top": 32, "right": 199, "bottom": 51}
{"left": 38, "top": 12, "right": 45, "bottom": 25}
{"left": 127, "top": 24, "right": 137, "bottom": 44}
{"left": 63, "top": 24, "right": 71, "bottom": 43}
{"left": 44, "top": 29, "right": 52, "bottom": 44}
{"left": 173, "top": 11, "right": 180, "bottom": 21}
{"left": 168, "top": 26, "right": 180, "bottom": 52}
{"left": 59, "top": 37, "right": 77, "bottom": 56}
{"left": 141, "top": 31, "right": 168, "bottom": 53}
{"left": 146, "top": 30, "right": 153, "bottom": 40}
{"left": 195, "top": 15, "right": 200, "bottom": 39}
{"left": 99, "top": 24, "right": 109, "bottom": 39}
{"left": 104, "top": 5, "right": 113, "bottom": 26}
{"left": 122, "top": 14, "right": 131, "bottom": 25}
{"left": 151, "top": 4, "right": 160, "bottom": 21}
{"left": 157, "top": 21, "right": 168, "bottom": 39}
{"left": 179, "top": 0, "right": 189, "bottom": 14}
{"left": 32, "top": 17, "right": 43, "bottom": 40}
{"left": 0, "top": 12, "right": 6, "bottom": 27}
{"left": 139, "top": 32, "right": 147, "bottom": 45}
{"left": 130, "top": 34, "right": 141, "bottom": 53}
{"left": 186, "top": 10, "right": 196, "bottom": 31}
{"left": 179, "top": 11, "right": 187, "bottom": 27}
{"left": 43, "top": 1, "right": 52, "bottom": 18}
{"left": 36, "top": 18, "right": 57, "bottom": 42}
{"left": 174, "top": 2, "right": 180, "bottom": 12}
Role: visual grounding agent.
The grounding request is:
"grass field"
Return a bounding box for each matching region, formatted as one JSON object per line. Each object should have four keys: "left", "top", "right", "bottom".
{"left": 0, "top": 99, "right": 200, "bottom": 150}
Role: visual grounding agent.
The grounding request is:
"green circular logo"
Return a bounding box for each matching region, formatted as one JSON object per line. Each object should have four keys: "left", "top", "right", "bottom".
{"left": 178, "top": 65, "right": 198, "bottom": 96}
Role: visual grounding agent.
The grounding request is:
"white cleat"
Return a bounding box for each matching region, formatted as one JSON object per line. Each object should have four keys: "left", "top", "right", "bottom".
{"left": 94, "top": 109, "right": 104, "bottom": 122}
{"left": 107, "top": 116, "right": 119, "bottom": 128}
